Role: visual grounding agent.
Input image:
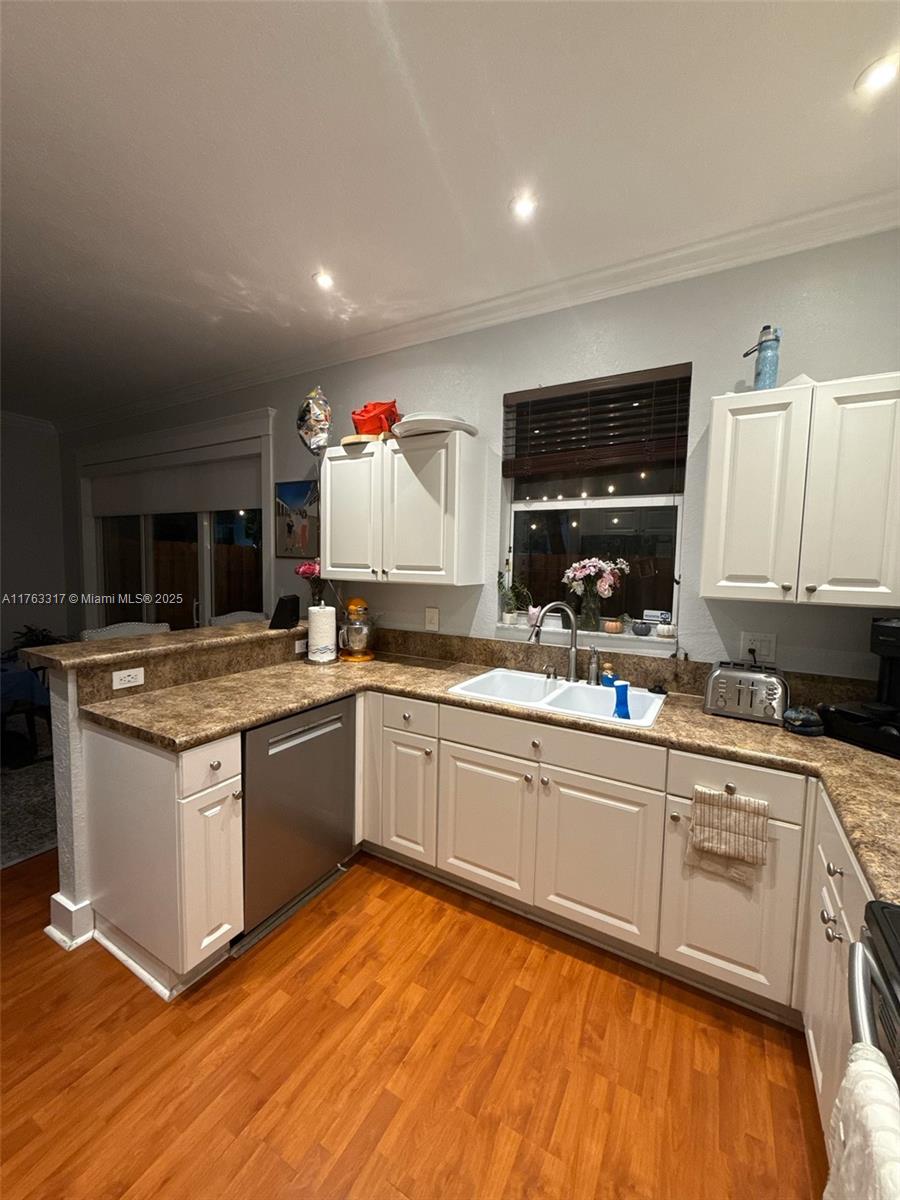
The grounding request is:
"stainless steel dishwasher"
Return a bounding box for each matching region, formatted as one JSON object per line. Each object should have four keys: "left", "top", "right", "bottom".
{"left": 242, "top": 697, "right": 355, "bottom": 938}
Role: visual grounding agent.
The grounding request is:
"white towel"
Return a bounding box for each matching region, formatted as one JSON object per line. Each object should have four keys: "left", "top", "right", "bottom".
{"left": 824, "top": 1043, "right": 900, "bottom": 1200}
{"left": 686, "top": 785, "right": 769, "bottom": 885}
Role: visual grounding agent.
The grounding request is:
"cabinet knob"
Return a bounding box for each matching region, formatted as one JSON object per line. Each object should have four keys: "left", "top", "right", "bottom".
{"left": 825, "top": 926, "right": 844, "bottom": 944}
{"left": 819, "top": 908, "right": 837, "bottom": 926}
{"left": 232, "top": 789, "right": 243, "bottom": 800}
{"left": 424, "top": 747, "right": 433, "bottom": 757}
{"left": 540, "top": 776, "right": 549, "bottom": 786}
{"left": 209, "top": 760, "right": 222, "bottom": 771}
{"left": 523, "top": 773, "right": 534, "bottom": 784}
{"left": 826, "top": 861, "right": 844, "bottom": 878}
{"left": 402, "top": 712, "right": 412, "bottom": 722}
{"left": 531, "top": 738, "right": 541, "bottom": 749}
{"left": 781, "top": 582, "right": 792, "bottom": 591}
{"left": 669, "top": 812, "right": 681, "bottom": 822}
{"left": 371, "top": 568, "right": 378, "bottom": 576}
{"left": 805, "top": 584, "right": 818, "bottom": 593}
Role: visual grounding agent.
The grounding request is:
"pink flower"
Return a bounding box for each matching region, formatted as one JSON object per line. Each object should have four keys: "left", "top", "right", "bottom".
{"left": 295, "top": 560, "right": 321, "bottom": 579}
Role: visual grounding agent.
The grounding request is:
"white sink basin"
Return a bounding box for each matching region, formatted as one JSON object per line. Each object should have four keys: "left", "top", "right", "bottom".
{"left": 447, "top": 669, "right": 665, "bottom": 728}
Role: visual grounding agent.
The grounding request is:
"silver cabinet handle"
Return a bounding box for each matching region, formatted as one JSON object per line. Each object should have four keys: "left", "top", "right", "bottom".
{"left": 826, "top": 861, "right": 844, "bottom": 878}
{"left": 531, "top": 738, "right": 541, "bottom": 749}
{"left": 805, "top": 584, "right": 818, "bottom": 593}
{"left": 670, "top": 812, "right": 681, "bottom": 822}
{"left": 523, "top": 773, "right": 534, "bottom": 783}
{"left": 781, "top": 582, "right": 792, "bottom": 591}
{"left": 820, "top": 908, "right": 837, "bottom": 926}
{"left": 371, "top": 568, "right": 378, "bottom": 576}
{"left": 540, "top": 776, "right": 549, "bottom": 786}
{"left": 424, "top": 748, "right": 433, "bottom": 757}
{"left": 232, "top": 789, "right": 243, "bottom": 800}
{"left": 209, "top": 759, "right": 222, "bottom": 771}
{"left": 825, "top": 926, "right": 844, "bottom": 944}
{"left": 402, "top": 712, "right": 411, "bottom": 722}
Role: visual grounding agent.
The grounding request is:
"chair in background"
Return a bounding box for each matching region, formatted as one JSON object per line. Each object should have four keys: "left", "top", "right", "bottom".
{"left": 80, "top": 622, "right": 171, "bottom": 641}
{"left": 209, "top": 611, "right": 267, "bottom": 626}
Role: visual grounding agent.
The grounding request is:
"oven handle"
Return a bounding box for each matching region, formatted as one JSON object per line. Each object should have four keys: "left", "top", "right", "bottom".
{"left": 849, "top": 933, "right": 891, "bottom": 1048}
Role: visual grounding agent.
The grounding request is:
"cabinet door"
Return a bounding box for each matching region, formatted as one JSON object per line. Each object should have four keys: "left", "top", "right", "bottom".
{"left": 320, "top": 442, "right": 383, "bottom": 581}
{"left": 382, "top": 435, "right": 455, "bottom": 584}
{"left": 534, "top": 766, "right": 665, "bottom": 951}
{"left": 381, "top": 728, "right": 437, "bottom": 865}
{"left": 658, "top": 798, "right": 802, "bottom": 1004}
{"left": 437, "top": 742, "right": 537, "bottom": 903}
{"left": 799, "top": 373, "right": 900, "bottom": 607}
{"left": 699, "top": 385, "right": 812, "bottom": 601}
{"left": 178, "top": 780, "right": 244, "bottom": 973}
{"left": 803, "top": 882, "right": 836, "bottom": 1106}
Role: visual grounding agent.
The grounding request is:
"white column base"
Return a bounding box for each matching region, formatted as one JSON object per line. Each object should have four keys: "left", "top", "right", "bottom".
{"left": 44, "top": 892, "right": 94, "bottom": 951}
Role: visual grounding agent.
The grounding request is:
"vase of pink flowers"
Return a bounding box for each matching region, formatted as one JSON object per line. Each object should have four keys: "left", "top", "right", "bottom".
{"left": 561, "top": 557, "right": 630, "bottom": 630}
{"left": 295, "top": 559, "right": 325, "bottom": 607}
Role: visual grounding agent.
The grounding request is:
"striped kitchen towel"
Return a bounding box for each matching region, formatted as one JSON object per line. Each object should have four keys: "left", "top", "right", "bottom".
{"left": 687, "top": 784, "right": 769, "bottom": 884}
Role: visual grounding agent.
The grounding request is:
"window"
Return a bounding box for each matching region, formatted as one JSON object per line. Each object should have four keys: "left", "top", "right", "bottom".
{"left": 503, "top": 364, "right": 690, "bottom": 628}
{"left": 98, "top": 509, "right": 263, "bottom": 629}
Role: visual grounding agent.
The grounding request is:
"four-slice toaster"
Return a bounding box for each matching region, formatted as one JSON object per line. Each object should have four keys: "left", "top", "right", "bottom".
{"left": 703, "top": 661, "right": 789, "bottom": 725}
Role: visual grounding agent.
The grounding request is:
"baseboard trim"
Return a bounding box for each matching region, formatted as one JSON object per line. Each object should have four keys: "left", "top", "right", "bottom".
{"left": 93, "top": 915, "right": 227, "bottom": 1001}
{"left": 45, "top": 891, "right": 94, "bottom": 950}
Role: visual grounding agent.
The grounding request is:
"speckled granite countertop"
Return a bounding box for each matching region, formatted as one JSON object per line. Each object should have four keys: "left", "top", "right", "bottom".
{"left": 23, "top": 620, "right": 308, "bottom": 671}
{"left": 81, "top": 656, "right": 900, "bottom": 904}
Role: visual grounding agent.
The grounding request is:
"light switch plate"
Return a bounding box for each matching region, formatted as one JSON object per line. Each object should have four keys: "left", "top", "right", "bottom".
{"left": 294, "top": 638, "right": 308, "bottom": 655}
{"left": 112, "top": 667, "right": 144, "bottom": 690}
{"left": 739, "top": 631, "right": 777, "bottom": 664}
{"left": 425, "top": 607, "right": 440, "bottom": 632}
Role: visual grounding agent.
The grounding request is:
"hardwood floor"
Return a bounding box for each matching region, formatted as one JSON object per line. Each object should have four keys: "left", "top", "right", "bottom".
{"left": 1, "top": 850, "right": 827, "bottom": 1200}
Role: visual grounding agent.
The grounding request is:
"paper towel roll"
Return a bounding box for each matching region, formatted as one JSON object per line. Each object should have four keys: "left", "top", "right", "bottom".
{"left": 307, "top": 604, "right": 337, "bottom": 664}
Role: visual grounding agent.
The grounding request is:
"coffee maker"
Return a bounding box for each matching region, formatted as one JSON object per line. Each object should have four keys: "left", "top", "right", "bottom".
{"left": 820, "top": 618, "right": 900, "bottom": 759}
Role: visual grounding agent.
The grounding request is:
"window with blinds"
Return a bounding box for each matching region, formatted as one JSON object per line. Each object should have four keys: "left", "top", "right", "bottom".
{"left": 502, "top": 363, "right": 692, "bottom": 484}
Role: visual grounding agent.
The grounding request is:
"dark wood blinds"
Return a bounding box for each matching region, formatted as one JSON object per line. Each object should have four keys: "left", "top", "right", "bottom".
{"left": 502, "top": 363, "right": 691, "bottom": 480}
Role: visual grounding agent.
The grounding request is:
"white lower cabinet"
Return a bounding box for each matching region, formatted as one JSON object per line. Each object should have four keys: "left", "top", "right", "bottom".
{"left": 381, "top": 728, "right": 437, "bottom": 865}
{"left": 178, "top": 781, "right": 244, "bottom": 973}
{"left": 658, "top": 797, "right": 803, "bottom": 1005}
{"left": 534, "top": 766, "right": 665, "bottom": 950}
{"left": 437, "top": 742, "right": 537, "bottom": 903}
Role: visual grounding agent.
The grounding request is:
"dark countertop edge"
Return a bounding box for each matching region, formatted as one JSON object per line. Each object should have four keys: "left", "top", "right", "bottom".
{"left": 22, "top": 622, "right": 309, "bottom": 671}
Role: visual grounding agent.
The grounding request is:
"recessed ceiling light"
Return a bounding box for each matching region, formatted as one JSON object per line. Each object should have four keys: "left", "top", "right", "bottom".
{"left": 556, "top": 493, "right": 563, "bottom": 500}
{"left": 855, "top": 54, "right": 899, "bottom": 95}
{"left": 612, "top": 517, "right": 619, "bottom": 525}
{"left": 510, "top": 191, "right": 538, "bottom": 222}
{"left": 313, "top": 270, "right": 334, "bottom": 290}
{"left": 639, "top": 471, "right": 647, "bottom": 480}
{"left": 238, "top": 509, "right": 245, "bottom": 516}
{"left": 571, "top": 521, "right": 578, "bottom": 528}
{"left": 530, "top": 523, "right": 537, "bottom": 531}
{"left": 607, "top": 485, "right": 615, "bottom": 494}
{"left": 542, "top": 495, "right": 548, "bottom": 501}
{"left": 580, "top": 491, "right": 588, "bottom": 498}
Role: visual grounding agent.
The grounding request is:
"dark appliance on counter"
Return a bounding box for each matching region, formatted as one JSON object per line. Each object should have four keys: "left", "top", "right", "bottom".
{"left": 237, "top": 697, "right": 356, "bottom": 949}
{"left": 819, "top": 618, "right": 900, "bottom": 760}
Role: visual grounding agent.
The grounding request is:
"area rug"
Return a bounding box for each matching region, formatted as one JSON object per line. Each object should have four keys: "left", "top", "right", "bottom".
{"left": 1, "top": 721, "right": 56, "bottom": 868}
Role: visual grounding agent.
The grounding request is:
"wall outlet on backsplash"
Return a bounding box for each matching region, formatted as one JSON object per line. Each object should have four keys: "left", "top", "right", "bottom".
{"left": 739, "top": 632, "right": 777, "bottom": 664}
{"left": 112, "top": 667, "right": 144, "bottom": 690}
{"left": 294, "top": 638, "right": 308, "bottom": 655}
{"left": 424, "top": 607, "right": 440, "bottom": 632}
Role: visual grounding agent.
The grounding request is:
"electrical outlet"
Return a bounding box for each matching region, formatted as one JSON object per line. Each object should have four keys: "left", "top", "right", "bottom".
{"left": 294, "top": 638, "right": 308, "bottom": 655}
{"left": 112, "top": 667, "right": 144, "bottom": 690}
{"left": 425, "top": 607, "right": 440, "bottom": 632}
{"left": 739, "top": 632, "right": 777, "bottom": 664}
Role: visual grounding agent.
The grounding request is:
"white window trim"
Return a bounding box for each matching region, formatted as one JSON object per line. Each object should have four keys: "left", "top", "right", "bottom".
{"left": 505, "top": 492, "right": 683, "bottom": 628}
{"left": 78, "top": 409, "right": 275, "bottom": 630}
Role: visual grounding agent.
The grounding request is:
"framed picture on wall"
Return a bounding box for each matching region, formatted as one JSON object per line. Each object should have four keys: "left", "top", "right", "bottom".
{"left": 275, "top": 480, "right": 319, "bottom": 558}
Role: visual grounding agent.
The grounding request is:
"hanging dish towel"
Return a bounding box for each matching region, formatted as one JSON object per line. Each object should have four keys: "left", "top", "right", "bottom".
{"left": 824, "top": 1043, "right": 900, "bottom": 1200}
{"left": 687, "top": 784, "right": 769, "bottom": 884}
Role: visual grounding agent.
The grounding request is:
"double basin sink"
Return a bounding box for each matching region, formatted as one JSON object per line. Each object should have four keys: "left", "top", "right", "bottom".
{"left": 447, "top": 668, "right": 665, "bottom": 729}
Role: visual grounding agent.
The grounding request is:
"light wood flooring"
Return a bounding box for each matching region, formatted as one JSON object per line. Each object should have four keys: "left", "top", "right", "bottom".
{"left": 1, "top": 850, "right": 827, "bottom": 1199}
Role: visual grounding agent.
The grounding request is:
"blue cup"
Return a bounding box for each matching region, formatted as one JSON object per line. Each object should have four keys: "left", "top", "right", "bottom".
{"left": 614, "top": 680, "right": 630, "bottom": 720}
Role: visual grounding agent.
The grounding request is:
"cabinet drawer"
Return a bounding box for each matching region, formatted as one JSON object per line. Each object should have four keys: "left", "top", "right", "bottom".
{"left": 815, "top": 786, "right": 872, "bottom": 928}
{"left": 383, "top": 695, "right": 439, "bottom": 737}
{"left": 439, "top": 704, "right": 665, "bottom": 789}
{"left": 178, "top": 734, "right": 242, "bottom": 799}
{"left": 667, "top": 750, "right": 806, "bottom": 824}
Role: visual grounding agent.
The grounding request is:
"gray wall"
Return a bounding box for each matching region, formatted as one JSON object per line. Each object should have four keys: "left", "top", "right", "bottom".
{"left": 61, "top": 230, "right": 900, "bottom": 678}
{"left": 1, "top": 413, "right": 68, "bottom": 649}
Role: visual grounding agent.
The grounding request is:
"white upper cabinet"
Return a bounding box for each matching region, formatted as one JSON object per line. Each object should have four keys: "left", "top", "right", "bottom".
{"left": 321, "top": 432, "right": 484, "bottom": 585}
{"left": 320, "top": 441, "right": 383, "bottom": 582}
{"left": 798, "top": 373, "right": 900, "bottom": 607}
{"left": 699, "top": 385, "right": 812, "bottom": 602}
{"left": 700, "top": 372, "right": 900, "bottom": 607}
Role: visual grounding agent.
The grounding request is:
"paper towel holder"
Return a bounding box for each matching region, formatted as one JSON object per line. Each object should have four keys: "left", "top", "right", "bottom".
{"left": 269, "top": 595, "right": 301, "bottom": 630}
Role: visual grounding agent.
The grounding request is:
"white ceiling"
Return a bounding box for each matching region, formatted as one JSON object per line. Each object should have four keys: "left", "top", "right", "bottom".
{"left": 2, "top": 1, "right": 899, "bottom": 427}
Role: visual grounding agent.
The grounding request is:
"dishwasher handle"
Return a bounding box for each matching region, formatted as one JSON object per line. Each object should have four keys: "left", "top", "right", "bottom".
{"left": 849, "top": 934, "right": 891, "bottom": 1048}
{"left": 266, "top": 715, "right": 345, "bottom": 757}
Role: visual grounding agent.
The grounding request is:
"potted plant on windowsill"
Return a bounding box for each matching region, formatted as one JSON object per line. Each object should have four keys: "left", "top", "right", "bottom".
{"left": 497, "top": 573, "right": 532, "bottom": 625}
{"left": 562, "top": 557, "right": 630, "bottom": 631}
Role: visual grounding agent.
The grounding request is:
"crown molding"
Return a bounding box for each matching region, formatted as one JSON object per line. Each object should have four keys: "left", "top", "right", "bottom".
{"left": 1, "top": 409, "right": 59, "bottom": 435}
{"left": 59, "top": 191, "right": 900, "bottom": 434}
